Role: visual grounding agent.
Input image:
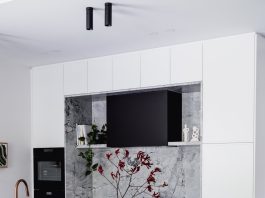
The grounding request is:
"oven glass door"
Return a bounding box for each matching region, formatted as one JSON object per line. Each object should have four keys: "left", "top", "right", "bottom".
{"left": 38, "top": 161, "right": 62, "bottom": 181}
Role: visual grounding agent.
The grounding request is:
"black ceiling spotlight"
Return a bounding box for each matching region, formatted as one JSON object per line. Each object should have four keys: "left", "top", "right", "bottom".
{"left": 105, "top": 2, "right": 112, "bottom": 27}
{"left": 86, "top": 7, "right": 93, "bottom": 30}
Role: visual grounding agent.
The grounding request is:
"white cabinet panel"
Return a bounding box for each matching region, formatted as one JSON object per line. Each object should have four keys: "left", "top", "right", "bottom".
{"left": 113, "top": 52, "right": 141, "bottom": 90}
{"left": 255, "top": 34, "right": 265, "bottom": 198}
{"left": 171, "top": 42, "right": 202, "bottom": 84}
{"left": 203, "top": 34, "right": 255, "bottom": 143}
{"left": 31, "top": 64, "right": 64, "bottom": 148}
{"left": 141, "top": 47, "right": 170, "bottom": 87}
{"left": 202, "top": 143, "right": 254, "bottom": 198}
{"left": 64, "top": 60, "right": 87, "bottom": 95}
{"left": 87, "top": 56, "right": 113, "bottom": 93}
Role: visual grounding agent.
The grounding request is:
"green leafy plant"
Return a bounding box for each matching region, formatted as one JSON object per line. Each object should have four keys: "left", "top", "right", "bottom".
{"left": 87, "top": 124, "right": 107, "bottom": 144}
{"left": 78, "top": 148, "right": 98, "bottom": 175}
{"left": 78, "top": 124, "right": 107, "bottom": 175}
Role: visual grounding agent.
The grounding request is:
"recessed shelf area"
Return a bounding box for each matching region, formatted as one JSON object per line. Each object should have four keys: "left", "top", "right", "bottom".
{"left": 68, "top": 82, "right": 201, "bottom": 148}
{"left": 168, "top": 142, "right": 201, "bottom": 146}
{"left": 76, "top": 144, "right": 107, "bottom": 149}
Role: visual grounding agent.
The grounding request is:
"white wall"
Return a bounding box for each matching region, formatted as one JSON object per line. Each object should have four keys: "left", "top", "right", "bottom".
{"left": 0, "top": 65, "right": 31, "bottom": 197}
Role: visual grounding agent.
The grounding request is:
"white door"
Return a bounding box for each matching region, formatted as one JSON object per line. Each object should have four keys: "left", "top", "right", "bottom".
{"left": 113, "top": 52, "right": 141, "bottom": 90}
{"left": 64, "top": 60, "right": 87, "bottom": 96}
{"left": 31, "top": 64, "right": 64, "bottom": 148}
{"left": 141, "top": 47, "right": 170, "bottom": 87}
{"left": 203, "top": 33, "right": 255, "bottom": 143}
{"left": 87, "top": 56, "right": 113, "bottom": 93}
{"left": 171, "top": 42, "right": 202, "bottom": 84}
{"left": 202, "top": 143, "right": 254, "bottom": 198}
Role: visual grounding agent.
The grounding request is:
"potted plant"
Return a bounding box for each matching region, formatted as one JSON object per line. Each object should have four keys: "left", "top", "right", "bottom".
{"left": 78, "top": 124, "right": 107, "bottom": 175}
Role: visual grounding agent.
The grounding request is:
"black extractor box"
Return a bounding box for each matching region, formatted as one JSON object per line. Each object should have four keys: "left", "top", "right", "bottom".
{"left": 107, "top": 90, "right": 182, "bottom": 147}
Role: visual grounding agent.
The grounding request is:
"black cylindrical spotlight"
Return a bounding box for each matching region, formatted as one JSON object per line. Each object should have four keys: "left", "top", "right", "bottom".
{"left": 105, "top": 2, "right": 112, "bottom": 27}
{"left": 86, "top": 7, "right": 93, "bottom": 30}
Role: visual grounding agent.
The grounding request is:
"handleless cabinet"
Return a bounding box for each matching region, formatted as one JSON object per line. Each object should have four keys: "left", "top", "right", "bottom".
{"left": 31, "top": 64, "right": 64, "bottom": 148}
{"left": 171, "top": 42, "right": 202, "bottom": 84}
{"left": 87, "top": 56, "right": 113, "bottom": 93}
{"left": 203, "top": 34, "right": 255, "bottom": 143}
{"left": 63, "top": 60, "right": 87, "bottom": 96}
{"left": 202, "top": 143, "right": 254, "bottom": 198}
{"left": 140, "top": 47, "right": 170, "bottom": 88}
{"left": 113, "top": 52, "right": 141, "bottom": 90}
{"left": 202, "top": 33, "right": 265, "bottom": 198}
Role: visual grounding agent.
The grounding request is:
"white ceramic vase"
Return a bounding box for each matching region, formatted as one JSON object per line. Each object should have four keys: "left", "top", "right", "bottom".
{"left": 76, "top": 125, "right": 91, "bottom": 145}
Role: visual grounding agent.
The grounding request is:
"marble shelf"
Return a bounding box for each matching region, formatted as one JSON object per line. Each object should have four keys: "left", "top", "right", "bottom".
{"left": 168, "top": 141, "right": 201, "bottom": 146}
{"left": 76, "top": 143, "right": 201, "bottom": 148}
{"left": 76, "top": 144, "right": 107, "bottom": 149}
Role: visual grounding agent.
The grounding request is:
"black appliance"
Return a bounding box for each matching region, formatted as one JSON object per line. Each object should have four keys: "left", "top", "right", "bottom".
{"left": 34, "top": 148, "right": 65, "bottom": 198}
{"left": 107, "top": 90, "right": 182, "bottom": 147}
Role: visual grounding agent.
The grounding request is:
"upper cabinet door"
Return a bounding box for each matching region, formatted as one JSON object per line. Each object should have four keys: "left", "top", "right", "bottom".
{"left": 31, "top": 64, "right": 64, "bottom": 148}
{"left": 203, "top": 33, "right": 255, "bottom": 143}
{"left": 113, "top": 52, "right": 141, "bottom": 90}
{"left": 171, "top": 42, "right": 202, "bottom": 84}
{"left": 87, "top": 56, "right": 113, "bottom": 93}
{"left": 202, "top": 143, "right": 254, "bottom": 198}
{"left": 64, "top": 60, "right": 87, "bottom": 96}
{"left": 141, "top": 47, "right": 170, "bottom": 87}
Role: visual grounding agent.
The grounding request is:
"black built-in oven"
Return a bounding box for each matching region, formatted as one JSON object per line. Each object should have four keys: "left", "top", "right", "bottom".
{"left": 34, "top": 148, "right": 65, "bottom": 198}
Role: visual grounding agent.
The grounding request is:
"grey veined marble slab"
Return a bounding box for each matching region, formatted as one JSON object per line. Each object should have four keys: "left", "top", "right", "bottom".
{"left": 65, "top": 97, "right": 93, "bottom": 198}
{"left": 92, "top": 146, "right": 200, "bottom": 198}
{"left": 65, "top": 93, "right": 201, "bottom": 198}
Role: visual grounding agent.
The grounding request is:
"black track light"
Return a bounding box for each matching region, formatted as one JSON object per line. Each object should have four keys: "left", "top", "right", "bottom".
{"left": 86, "top": 7, "right": 93, "bottom": 30}
{"left": 105, "top": 2, "right": 112, "bottom": 27}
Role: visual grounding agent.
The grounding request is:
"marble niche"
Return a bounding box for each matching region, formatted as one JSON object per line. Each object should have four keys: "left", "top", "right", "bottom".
{"left": 65, "top": 91, "right": 201, "bottom": 198}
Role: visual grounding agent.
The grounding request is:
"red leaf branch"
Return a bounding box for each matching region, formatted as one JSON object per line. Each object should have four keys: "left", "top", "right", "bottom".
{"left": 97, "top": 149, "right": 167, "bottom": 198}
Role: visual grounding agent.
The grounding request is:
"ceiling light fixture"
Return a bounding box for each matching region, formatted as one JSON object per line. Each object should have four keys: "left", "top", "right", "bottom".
{"left": 86, "top": 2, "right": 113, "bottom": 31}
{"left": 86, "top": 7, "right": 93, "bottom": 30}
{"left": 105, "top": 2, "right": 112, "bottom": 27}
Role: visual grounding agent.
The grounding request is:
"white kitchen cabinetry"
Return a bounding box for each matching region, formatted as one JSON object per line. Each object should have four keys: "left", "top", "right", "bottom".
{"left": 64, "top": 60, "right": 87, "bottom": 96}
{"left": 254, "top": 34, "right": 265, "bottom": 198}
{"left": 141, "top": 47, "right": 170, "bottom": 87}
{"left": 202, "top": 33, "right": 265, "bottom": 198}
{"left": 31, "top": 64, "right": 64, "bottom": 148}
{"left": 203, "top": 34, "right": 255, "bottom": 143}
{"left": 202, "top": 143, "right": 254, "bottom": 198}
{"left": 87, "top": 56, "right": 113, "bottom": 93}
{"left": 171, "top": 42, "right": 202, "bottom": 84}
{"left": 30, "top": 33, "right": 265, "bottom": 198}
{"left": 113, "top": 52, "right": 141, "bottom": 90}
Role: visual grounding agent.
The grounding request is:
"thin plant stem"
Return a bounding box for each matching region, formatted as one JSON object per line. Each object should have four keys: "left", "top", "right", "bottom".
{"left": 122, "top": 174, "right": 132, "bottom": 198}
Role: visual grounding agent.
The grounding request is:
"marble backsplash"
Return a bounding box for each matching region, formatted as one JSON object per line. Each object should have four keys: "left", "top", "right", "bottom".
{"left": 65, "top": 97, "right": 93, "bottom": 198}
{"left": 93, "top": 146, "right": 200, "bottom": 198}
{"left": 65, "top": 92, "right": 201, "bottom": 198}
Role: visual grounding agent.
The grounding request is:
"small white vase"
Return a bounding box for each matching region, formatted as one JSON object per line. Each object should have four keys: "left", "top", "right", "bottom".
{"left": 182, "top": 124, "right": 190, "bottom": 142}
{"left": 76, "top": 125, "right": 91, "bottom": 145}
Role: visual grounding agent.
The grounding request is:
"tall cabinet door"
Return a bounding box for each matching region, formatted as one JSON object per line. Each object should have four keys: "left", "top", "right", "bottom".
{"left": 31, "top": 64, "right": 64, "bottom": 148}
{"left": 203, "top": 33, "right": 255, "bottom": 143}
{"left": 202, "top": 143, "right": 254, "bottom": 198}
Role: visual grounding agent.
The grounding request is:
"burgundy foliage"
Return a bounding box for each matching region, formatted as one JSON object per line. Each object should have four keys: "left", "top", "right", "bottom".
{"left": 96, "top": 149, "right": 168, "bottom": 198}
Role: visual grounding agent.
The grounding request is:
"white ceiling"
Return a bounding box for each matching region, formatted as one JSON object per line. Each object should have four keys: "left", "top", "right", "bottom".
{"left": 0, "top": 0, "right": 265, "bottom": 67}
